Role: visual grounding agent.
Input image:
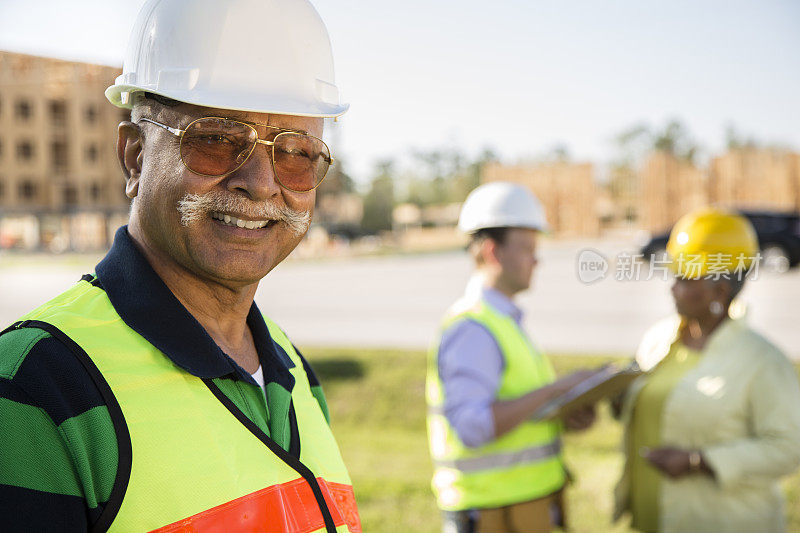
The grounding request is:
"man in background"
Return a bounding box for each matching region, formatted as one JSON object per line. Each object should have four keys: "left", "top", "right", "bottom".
{"left": 427, "top": 182, "right": 596, "bottom": 533}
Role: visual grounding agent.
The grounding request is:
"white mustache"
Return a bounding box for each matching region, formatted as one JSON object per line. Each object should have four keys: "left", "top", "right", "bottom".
{"left": 177, "top": 191, "right": 311, "bottom": 236}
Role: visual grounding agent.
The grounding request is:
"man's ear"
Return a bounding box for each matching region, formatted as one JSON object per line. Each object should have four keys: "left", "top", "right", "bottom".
{"left": 117, "top": 121, "right": 143, "bottom": 199}
{"left": 482, "top": 238, "right": 501, "bottom": 267}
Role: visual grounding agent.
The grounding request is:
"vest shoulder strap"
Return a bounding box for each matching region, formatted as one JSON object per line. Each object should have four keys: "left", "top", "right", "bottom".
{"left": 0, "top": 323, "right": 51, "bottom": 379}
{"left": 2, "top": 319, "right": 132, "bottom": 533}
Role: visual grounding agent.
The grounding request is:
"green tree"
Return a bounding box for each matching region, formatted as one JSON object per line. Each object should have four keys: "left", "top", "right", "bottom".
{"left": 651, "top": 119, "right": 700, "bottom": 163}
{"left": 451, "top": 147, "right": 497, "bottom": 203}
{"left": 608, "top": 123, "right": 653, "bottom": 225}
{"left": 317, "top": 160, "right": 356, "bottom": 195}
{"left": 407, "top": 149, "right": 451, "bottom": 206}
{"left": 361, "top": 160, "right": 396, "bottom": 233}
{"left": 724, "top": 124, "right": 760, "bottom": 151}
{"left": 542, "top": 143, "right": 571, "bottom": 163}
{"left": 608, "top": 119, "right": 701, "bottom": 225}
{"left": 614, "top": 119, "right": 700, "bottom": 163}
{"left": 401, "top": 147, "right": 497, "bottom": 208}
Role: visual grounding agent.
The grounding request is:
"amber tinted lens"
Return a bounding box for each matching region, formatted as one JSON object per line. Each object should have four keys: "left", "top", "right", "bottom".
{"left": 180, "top": 118, "right": 257, "bottom": 176}
{"left": 272, "top": 132, "right": 331, "bottom": 192}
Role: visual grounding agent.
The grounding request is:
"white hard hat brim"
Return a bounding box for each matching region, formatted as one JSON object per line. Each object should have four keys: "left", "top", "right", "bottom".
{"left": 459, "top": 221, "right": 551, "bottom": 234}
{"left": 105, "top": 84, "right": 350, "bottom": 118}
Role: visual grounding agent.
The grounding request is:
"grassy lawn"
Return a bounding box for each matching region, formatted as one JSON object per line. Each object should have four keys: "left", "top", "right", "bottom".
{"left": 304, "top": 347, "right": 800, "bottom": 533}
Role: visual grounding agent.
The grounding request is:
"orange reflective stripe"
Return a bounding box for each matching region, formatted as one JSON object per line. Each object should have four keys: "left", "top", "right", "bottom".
{"left": 319, "top": 480, "right": 361, "bottom": 533}
{"left": 150, "top": 477, "right": 361, "bottom": 533}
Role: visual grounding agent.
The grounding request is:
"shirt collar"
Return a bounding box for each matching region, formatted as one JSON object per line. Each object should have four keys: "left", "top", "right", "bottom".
{"left": 95, "top": 226, "right": 295, "bottom": 386}
{"left": 481, "top": 286, "right": 524, "bottom": 324}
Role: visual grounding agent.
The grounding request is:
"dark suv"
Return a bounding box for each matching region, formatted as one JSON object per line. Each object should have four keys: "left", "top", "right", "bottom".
{"left": 640, "top": 210, "right": 800, "bottom": 273}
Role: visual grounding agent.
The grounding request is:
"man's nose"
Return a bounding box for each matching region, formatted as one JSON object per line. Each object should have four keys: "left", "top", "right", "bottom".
{"left": 225, "top": 144, "right": 282, "bottom": 201}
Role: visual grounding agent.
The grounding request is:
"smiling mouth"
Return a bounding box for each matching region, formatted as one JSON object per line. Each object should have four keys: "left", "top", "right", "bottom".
{"left": 210, "top": 212, "right": 277, "bottom": 230}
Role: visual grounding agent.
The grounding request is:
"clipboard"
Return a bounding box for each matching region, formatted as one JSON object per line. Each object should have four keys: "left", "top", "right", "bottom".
{"left": 531, "top": 364, "right": 643, "bottom": 420}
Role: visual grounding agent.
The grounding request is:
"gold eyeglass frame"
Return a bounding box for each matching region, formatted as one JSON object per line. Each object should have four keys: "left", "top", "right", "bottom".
{"left": 138, "top": 116, "right": 333, "bottom": 192}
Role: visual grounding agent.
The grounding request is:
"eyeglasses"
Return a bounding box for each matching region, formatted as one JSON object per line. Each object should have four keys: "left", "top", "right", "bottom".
{"left": 138, "top": 116, "right": 333, "bottom": 192}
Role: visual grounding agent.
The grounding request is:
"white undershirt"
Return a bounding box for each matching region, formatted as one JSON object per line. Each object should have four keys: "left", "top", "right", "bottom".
{"left": 251, "top": 365, "right": 265, "bottom": 388}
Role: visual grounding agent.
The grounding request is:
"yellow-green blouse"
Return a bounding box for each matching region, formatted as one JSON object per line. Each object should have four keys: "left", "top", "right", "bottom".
{"left": 629, "top": 342, "right": 702, "bottom": 532}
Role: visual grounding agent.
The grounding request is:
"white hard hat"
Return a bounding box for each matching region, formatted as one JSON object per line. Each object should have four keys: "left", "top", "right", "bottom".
{"left": 458, "top": 182, "right": 549, "bottom": 234}
{"left": 105, "top": 0, "right": 348, "bottom": 118}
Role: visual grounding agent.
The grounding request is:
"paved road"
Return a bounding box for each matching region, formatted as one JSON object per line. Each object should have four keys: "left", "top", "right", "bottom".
{"left": 2, "top": 240, "right": 798, "bottom": 359}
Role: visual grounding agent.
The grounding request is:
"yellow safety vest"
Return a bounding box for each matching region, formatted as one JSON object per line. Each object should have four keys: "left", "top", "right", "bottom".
{"left": 18, "top": 278, "right": 360, "bottom": 532}
{"left": 426, "top": 298, "right": 565, "bottom": 511}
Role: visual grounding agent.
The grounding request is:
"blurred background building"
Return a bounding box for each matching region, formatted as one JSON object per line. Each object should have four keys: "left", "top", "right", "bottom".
{"left": 0, "top": 51, "right": 129, "bottom": 251}
{"left": 639, "top": 148, "right": 800, "bottom": 232}
{"left": 481, "top": 149, "right": 800, "bottom": 237}
{"left": 1, "top": 51, "right": 799, "bottom": 253}
{"left": 483, "top": 161, "right": 600, "bottom": 236}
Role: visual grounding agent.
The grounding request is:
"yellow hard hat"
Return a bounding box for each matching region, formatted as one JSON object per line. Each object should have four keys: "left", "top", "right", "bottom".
{"left": 666, "top": 208, "right": 759, "bottom": 279}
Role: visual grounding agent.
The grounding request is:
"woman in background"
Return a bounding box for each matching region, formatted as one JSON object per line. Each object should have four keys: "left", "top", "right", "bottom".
{"left": 614, "top": 208, "right": 800, "bottom": 533}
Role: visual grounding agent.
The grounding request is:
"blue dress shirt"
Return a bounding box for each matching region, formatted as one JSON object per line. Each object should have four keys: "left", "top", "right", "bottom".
{"left": 438, "top": 286, "right": 527, "bottom": 448}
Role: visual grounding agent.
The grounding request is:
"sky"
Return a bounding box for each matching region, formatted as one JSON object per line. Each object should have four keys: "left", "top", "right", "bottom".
{"left": 1, "top": 0, "right": 798, "bottom": 185}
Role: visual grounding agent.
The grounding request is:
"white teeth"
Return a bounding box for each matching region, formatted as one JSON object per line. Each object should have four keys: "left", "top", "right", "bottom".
{"left": 212, "top": 212, "right": 270, "bottom": 229}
